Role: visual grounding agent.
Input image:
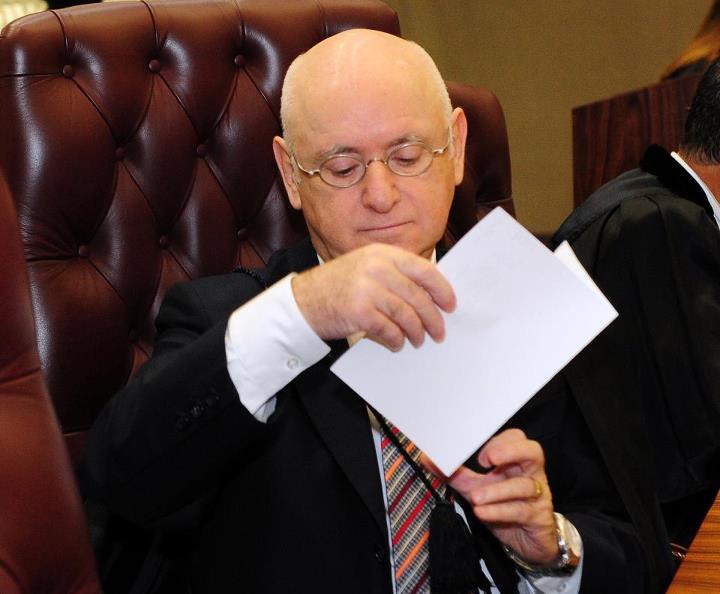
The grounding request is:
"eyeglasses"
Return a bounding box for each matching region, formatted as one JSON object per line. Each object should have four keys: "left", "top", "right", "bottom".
{"left": 291, "top": 133, "right": 452, "bottom": 189}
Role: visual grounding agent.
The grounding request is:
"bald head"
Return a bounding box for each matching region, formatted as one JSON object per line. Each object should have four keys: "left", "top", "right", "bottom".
{"left": 280, "top": 29, "right": 452, "bottom": 151}
{"left": 271, "top": 29, "right": 467, "bottom": 261}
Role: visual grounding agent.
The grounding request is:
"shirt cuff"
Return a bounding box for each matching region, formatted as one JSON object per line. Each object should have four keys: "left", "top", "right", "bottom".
{"left": 225, "top": 273, "right": 331, "bottom": 420}
{"left": 518, "top": 556, "right": 583, "bottom": 594}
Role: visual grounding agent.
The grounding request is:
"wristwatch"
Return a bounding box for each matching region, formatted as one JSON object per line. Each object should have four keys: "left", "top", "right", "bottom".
{"left": 502, "top": 512, "right": 583, "bottom": 576}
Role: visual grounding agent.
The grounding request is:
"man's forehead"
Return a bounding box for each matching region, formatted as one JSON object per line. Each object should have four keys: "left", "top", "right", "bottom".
{"left": 294, "top": 100, "right": 446, "bottom": 151}
{"left": 294, "top": 74, "right": 443, "bottom": 146}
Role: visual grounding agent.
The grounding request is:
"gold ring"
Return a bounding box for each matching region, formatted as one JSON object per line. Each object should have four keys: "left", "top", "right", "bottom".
{"left": 532, "top": 478, "right": 543, "bottom": 498}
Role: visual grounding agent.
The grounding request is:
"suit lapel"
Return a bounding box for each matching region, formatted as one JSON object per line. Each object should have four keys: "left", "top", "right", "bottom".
{"left": 267, "top": 239, "right": 386, "bottom": 536}
{"left": 266, "top": 240, "right": 386, "bottom": 529}
{"left": 293, "top": 349, "right": 389, "bottom": 539}
{"left": 263, "top": 237, "right": 319, "bottom": 282}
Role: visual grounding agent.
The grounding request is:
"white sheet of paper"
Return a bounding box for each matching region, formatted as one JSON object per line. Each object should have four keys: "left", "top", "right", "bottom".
{"left": 330, "top": 207, "right": 618, "bottom": 476}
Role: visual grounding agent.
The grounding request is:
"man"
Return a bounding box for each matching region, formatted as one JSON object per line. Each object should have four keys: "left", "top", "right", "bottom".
{"left": 553, "top": 58, "right": 720, "bottom": 578}
{"left": 82, "top": 30, "right": 652, "bottom": 593}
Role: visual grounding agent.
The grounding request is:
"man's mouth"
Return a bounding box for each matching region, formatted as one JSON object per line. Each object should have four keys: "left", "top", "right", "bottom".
{"left": 359, "top": 221, "right": 411, "bottom": 232}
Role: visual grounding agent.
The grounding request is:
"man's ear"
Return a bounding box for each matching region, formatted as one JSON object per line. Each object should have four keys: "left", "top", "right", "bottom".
{"left": 272, "top": 136, "right": 303, "bottom": 210}
{"left": 450, "top": 107, "right": 468, "bottom": 186}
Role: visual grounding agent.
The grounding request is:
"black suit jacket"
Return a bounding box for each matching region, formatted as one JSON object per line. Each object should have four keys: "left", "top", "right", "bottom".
{"left": 82, "top": 238, "right": 652, "bottom": 594}
{"left": 554, "top": 145, "right": 720, "bottom": 591}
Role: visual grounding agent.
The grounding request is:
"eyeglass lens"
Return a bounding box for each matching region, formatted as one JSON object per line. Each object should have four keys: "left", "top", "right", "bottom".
{"left": 320, "top": 143, "right": 435, "bottom": 188}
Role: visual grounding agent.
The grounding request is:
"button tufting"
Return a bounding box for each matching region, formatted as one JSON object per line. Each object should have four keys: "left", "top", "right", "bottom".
{"left": 62, "top": 65, "right": 74, "bottom": 78}
{"left": 158, "top": 236, "right": 170, "bottom": 249}
{"left": 115, "top": 147, "right": 125, "bottom": 160}
{"left": 77, "top": 245, "right": 89, "bottom": 257}
{"left": 236, "top": 228, "right": 249, "bottom": 241}
{"left": 148, "top": 59, "right": 161, "bottom": 73}
{"left": 234, "top": 54, "right": 246, "bottom": 68}
{"left": 195, "top": 144, "right": 207, "bottom": 157}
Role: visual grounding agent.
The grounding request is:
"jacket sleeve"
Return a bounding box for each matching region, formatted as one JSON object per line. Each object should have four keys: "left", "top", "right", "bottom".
{"left": 507, "top": 372, "right": 656, "bottom": 594}
{"left": 80, "top": 277, "right": 270, "bottom": 528}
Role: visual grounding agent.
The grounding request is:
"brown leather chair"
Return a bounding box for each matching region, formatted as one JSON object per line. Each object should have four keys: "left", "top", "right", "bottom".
{"left": 0, "top": 171, "right": 100, "bottom": 593}
{"left": 0, "top": 0, "right": 512, "bottom": 466}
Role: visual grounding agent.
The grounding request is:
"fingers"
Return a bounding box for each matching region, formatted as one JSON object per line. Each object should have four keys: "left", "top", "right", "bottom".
{"left": 446, "top": 429, "right": 559, "bottom": 566}
{"left": 373, "top": 262, "right": 450, "bottom": 345}
{"left": 448, "top": 429, "right": 550, "bottom": 514}
{"left": 394, "top": 252, "right": 457, "bottom": 314}
{"left": 423, "top": 454, "right": 547, "bottom": 522}
{"left": 363, "top": 308, "right": 407, "bottom": 352}
{"left": 292, "top": 243, "right": 456, "bottom": 350}
{"left": 469, "top": 496, "right": 553, "bottom": 528}
{"left": 477, "top": 428, "right": 544, "bottom": 472}
{"left": 467, "top": 475, "right": 546, "bottom": 506}
{"left": 450, "top": 467, "right": 552, "bottom": 530}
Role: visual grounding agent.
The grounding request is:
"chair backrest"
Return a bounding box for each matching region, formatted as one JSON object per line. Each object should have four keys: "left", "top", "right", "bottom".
{"left": 0, "top": 172, "right": 99, "bottom": 594}
{"left": 0, "top": 0, "right": 512, "bottom": 463}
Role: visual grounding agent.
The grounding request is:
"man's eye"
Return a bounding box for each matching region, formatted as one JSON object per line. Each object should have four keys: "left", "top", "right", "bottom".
{"left": 324, "top": 158, "right": 361, "bottom": 178}
{"left": 392, "top": 156, "right": 420, "bottom": 167}
{"left": 390, "top": 146, "right": 424, "bottom": 168}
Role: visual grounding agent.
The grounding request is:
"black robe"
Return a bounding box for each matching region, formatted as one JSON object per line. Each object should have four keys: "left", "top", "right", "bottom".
{"left": 554, "top": 144, "right": 720, "bottom": 588}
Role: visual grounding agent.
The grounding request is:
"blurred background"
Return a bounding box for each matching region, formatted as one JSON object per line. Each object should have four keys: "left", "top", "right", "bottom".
{"left": 1, "top": 0, "right": 46, "bottom": 25}
{"left": 0, "top": 0, "right": 712, "bottom": 234}
{"left": 385, "top": 0, "right": 711, "bottom": 234}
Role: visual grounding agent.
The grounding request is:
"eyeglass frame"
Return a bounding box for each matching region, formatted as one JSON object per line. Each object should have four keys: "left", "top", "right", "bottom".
{"left": 290, "top": 129, "right": 454, "bottom": 189}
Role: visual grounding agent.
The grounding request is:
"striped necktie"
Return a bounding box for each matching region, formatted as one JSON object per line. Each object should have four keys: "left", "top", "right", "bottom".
{"left": 381, "top": 422, "right": 447, "bottom": 594}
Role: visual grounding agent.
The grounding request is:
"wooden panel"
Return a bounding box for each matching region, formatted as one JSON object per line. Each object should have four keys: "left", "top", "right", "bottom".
{"left": 572, "top": 74, "right": 701, "bottom": 206}
{"left": 668, "top": 491, "right": 720, "bottom": 593}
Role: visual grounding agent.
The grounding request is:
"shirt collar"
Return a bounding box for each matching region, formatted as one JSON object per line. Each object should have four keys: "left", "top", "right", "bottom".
{"left": 671, "top": 151, "right": 720, "bottom": 228}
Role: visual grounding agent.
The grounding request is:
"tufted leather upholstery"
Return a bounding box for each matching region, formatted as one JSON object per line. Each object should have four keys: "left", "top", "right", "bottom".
{"left": 0, "top": 0, "right": 512, "bottom": 464}
{"left": 0, "top": 171, "right": 99, "bottom": 593}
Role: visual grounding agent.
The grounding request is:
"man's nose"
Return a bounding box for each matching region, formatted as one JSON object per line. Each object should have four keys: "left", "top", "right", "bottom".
{"left": 360, "top": 160, "right": 400, "bottom": 212}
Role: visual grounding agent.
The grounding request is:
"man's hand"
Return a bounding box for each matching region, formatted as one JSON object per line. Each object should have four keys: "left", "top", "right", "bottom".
{"left": 291, "top": 243, "right": 456, "bottom": 351}
{"left": 424, "top": 428, "right": 560, "bottom": 567}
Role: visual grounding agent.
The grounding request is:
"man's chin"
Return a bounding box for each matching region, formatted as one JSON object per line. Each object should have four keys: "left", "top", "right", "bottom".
{"left": 354, "top": 227, "right": 435, "bottom": 256}
{"left": 366, "top": 239, "right": 435, "bottom": 260}
{"left": 318, "top": 234, "right": 435, "bottom": 260}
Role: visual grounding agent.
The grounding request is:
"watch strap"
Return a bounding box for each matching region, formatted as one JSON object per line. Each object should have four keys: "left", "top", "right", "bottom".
{"left": 502, "top": 512, "right": 582, "bottom": 577}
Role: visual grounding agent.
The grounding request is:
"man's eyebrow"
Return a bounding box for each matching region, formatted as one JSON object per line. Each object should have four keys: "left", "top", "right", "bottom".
{"left": 314, "top": 135, "right": 427, "bottom": 161}
{"left": 315, "top": 144, "right": 357, "bottom": 161}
